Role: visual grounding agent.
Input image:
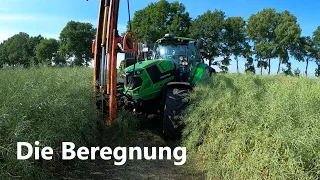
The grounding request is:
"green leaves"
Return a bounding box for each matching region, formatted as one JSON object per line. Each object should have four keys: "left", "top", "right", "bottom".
{"left": 247, "top": 8, "right": 278, "bottom": 42}
{"left": 0, "top": 32, "right": 42, "bottom": 67}
{"left": 247, "top": 8, "right": 301, "bottom": 74}
{"left": 190, "top": 10, "right": 226, "bottom": 66}
{"left": 223, "top": 17, "right": 249, "bottom": 73}
{"left": 36, "top": 39, "right": 59, "bottom": 65}
{"left": 130, "top": 0, "right": 191, "bottom": 43}
{"left": 0, "top": 21, "right": 95, "bottom": 68}
{"left": 59, "top": 21, "right": 95, "bottom": 66}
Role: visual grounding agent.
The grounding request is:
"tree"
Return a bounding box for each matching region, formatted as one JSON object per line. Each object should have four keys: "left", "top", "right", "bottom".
{"left": 223, "top": 16, "right": 250, "bottom": 73}
{"left": 247, "top": 9, "right": 301, "bottom": 75}
{"left": 0, "top": 33, "right": 44, "bottom": 67}
{"left": 282, "top": 62, "right": 293, "bottom": 76}
{"left": 36, "top": 38, "right": 59, "bottom": 65}
{"left": 275, "top": 10, "right": 301, "bottom": 74}
{"left": 59, "top": 21, "right": 95, "bottom": 66}
{"left": 5, "top": 33, "right": 30, "bottom": 66}
{"left": 292, "top": 36, "right": 316, "bottom": 76}
{"left": 247, "top": 8, "right": 278, "bottom": 75}
{"left": 313, "top": 26, "right": 320, "bottom": 77}
{"left": 245, "top": 57, "right": 255, "bottom": 73}
{"left": 315, "top": 62, "right": 320, "bottom": 77}
{"left": 254, "top": 47, "right": 269, "bottom": 75}
{"left": 313, "top": 26, "right": 320, "bottom": 46}
{"left": 190, "top": 10, "right": 225, "bottom": 67}
{"left": 130, "top": 0, "right": 191, "bottom": 43}
{"left": 256, "top": 60, "right": 268, "bottom": 75}
{"left": 24, "top": 35, "right": 44, "bottom": 65}
{"left": 0, "top": 41, "right": 8, "bottom": 67}
{"left": 53, "top": 54, "right": 67, "bottom": 66}
{"left": 294, "top": 68, "right": 301, "bottom": 76}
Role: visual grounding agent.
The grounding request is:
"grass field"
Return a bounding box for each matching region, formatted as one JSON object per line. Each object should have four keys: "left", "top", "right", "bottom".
{"left": 183, "top": 74, "right": 320, "bottom": 179}
{"left": 0, "top": 67, "right": 103, "bottom": 179}
{"left": 1, "top": 68, "right": 320, "bottom": 179}
{"left": 0, "top": 67, "right": 199, "bottom": 180}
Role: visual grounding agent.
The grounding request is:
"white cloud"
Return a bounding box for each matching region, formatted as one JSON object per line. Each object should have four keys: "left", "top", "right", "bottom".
{"left": 0, "top": 13, "right": 70, "bottom": 22}
{"left": 0, "top": 30, "right": 60, "bottom": 43}
{"left": 0, "top": 15, "right": 38, "bottom": 21}
{"left": 0, "top": 8, "right": 10, "bottom": 11}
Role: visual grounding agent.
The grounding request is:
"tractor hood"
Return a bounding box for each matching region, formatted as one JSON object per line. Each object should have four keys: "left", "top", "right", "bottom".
{"left": 121, "top": 58, "right": 176, "bottom": 101}
{"left": 124, "top": 60, "right": 160, "bottom": 73}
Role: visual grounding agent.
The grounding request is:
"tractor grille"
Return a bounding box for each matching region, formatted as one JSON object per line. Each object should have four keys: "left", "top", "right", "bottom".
{"left": 125, "top": 73, "right": 143, "bottom": 90}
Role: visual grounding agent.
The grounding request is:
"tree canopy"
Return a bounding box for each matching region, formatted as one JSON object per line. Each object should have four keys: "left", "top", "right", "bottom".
{"left": 0, "top": 33, "right": 44, "bottom": 67}
{"left": 223, "top": 16, "right": 250, "bottom": 73}
{"left": 59, "top": 21, "right": 96, "bottom": 66}
{"left": 0, "top": 0, "right": 320, "bottom": 76}
{"left": 36, "top": 38, "right": 59, "bottom": 65}
{"left": 129, "top": 0, "right": 191, "bottom": 43}
{"left": 190, "top": 10, "right": 225, "bottom": 67}
{"left": 247, "top": 8, "right": 301, "bottom": 74}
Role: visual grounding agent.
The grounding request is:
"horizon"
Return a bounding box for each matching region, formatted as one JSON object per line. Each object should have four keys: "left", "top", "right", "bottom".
{"left": 0, "top": 0, "right": 319, "bottom": 75}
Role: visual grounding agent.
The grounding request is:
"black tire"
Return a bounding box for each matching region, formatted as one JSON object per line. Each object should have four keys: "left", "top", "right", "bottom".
{"left": 163, "top": 88, "right": 189, "bottom": 139}
{"left": 116, "top": 82, "right": 125, "bottom": 107}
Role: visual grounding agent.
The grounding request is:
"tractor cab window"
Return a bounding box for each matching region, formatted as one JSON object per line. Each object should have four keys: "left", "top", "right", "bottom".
{"left": 188, "top": 43, "right": 200, "bottom": 62}
{"left": 153, "top": 43, "right": 200, "bottom": 64}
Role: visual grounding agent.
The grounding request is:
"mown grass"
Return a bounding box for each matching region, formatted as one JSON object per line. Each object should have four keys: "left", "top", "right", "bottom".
{"left": 182, "top": 74, "right": 320, "bottom": 179}
{"left": 0, "top": 67, "right": 104, "bottom": 179}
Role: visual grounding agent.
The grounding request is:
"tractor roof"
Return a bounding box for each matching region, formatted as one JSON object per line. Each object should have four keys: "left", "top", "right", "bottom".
{"left": 156, "top": 34, "right": 195, "bottom": 44}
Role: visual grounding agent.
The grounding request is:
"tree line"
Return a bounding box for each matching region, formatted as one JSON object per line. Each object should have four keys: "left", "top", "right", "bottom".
{"left": 130, "top": 0, "right": 320, "bottom": 76}
{"left": 0, "top": 21, "right": 95, "bottom": 68}
{"left": 1, "top": 0, "right": 320, "bottom": 76}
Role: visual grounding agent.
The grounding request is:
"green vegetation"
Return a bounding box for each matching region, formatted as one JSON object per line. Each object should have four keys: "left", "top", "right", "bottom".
{"left": 59, "top": 21, "right": 95, "bottom": 66}
{"left": 0, "top": 21, "right": 95, "bottom": 68}
{"left": 1, "top": 67, "right": 320, "bottom": 179}
{"left": 129, "top": 1, "right": 320, "bottom": 75}
{"left": 183, "top": 74, "right": 320, "bottom": 179}
{"left": 130, "top": 0, "right": 191, "bottom": 43}
{"left": 1, "top": 1, "right": 320, "bottom": 75}
{"left": 1, "top": 0, "right": 320, "bottom": 179}
{"left": 0, "top": 67, "right": 103, "bottom": 179}
{"left": 36, "top": 38, "right": 59, "bottom": 65}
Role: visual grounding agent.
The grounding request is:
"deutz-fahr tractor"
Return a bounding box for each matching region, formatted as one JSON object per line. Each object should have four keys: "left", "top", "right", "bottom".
{"left": 116, "top": 34, "right": 214, "bottom": 138}
{"left": 91, "top": 0, "right": 214, "bottom": 138}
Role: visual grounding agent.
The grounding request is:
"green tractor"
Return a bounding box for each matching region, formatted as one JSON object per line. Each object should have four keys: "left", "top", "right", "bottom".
{"left": 117, "top": 34, "right": 214, "bottom": 138}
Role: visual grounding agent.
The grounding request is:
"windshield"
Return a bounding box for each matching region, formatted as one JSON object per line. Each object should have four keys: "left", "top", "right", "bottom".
{"left": 153, "top": 43, "right": 200, "bottom": 64}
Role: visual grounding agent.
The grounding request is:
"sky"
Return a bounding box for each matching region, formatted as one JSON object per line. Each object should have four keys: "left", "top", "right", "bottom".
{"left": 0, "top": 0, "right": 319, "bottom": 74}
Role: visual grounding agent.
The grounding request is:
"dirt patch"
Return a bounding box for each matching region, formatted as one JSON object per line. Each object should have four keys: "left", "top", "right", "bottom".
{"left": 61, "top": 117, "right": 205, "bottom": 180}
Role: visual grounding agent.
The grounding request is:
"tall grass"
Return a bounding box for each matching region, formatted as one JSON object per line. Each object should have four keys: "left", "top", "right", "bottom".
{"left": 182, "top": 74, "right": 320, "bottom": 179}
{"left": 0, "top": 67, "right": 103, "bottom": 179}
{"left": 3, "top": 68, "right": 320, "bottom": 179}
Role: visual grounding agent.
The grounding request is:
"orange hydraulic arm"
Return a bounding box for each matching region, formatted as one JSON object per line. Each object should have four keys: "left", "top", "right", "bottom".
{"left": 92, "top": 0, "right": 137, "bottom": 125}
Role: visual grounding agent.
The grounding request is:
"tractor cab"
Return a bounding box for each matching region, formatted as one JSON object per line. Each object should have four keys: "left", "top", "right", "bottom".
{"left": 151, "top": 34, "right": 203, "bottom": 82}
{"left": 152, "top": 34, "right": 202, "bottom": 64}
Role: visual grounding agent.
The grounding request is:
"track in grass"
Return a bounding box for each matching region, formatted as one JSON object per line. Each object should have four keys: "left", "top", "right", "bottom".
{"left": 63, "top": 116, "right": 205, "bottom": 180}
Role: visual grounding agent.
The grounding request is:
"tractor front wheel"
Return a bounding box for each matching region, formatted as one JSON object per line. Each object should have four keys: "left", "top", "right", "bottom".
{"left": 162, "top": 88, "right": 189, "bottom": 139}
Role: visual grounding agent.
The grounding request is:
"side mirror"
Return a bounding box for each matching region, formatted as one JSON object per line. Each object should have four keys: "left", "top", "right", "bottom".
{"left": 196, "top": 39, "right": 204, "bottom": 50}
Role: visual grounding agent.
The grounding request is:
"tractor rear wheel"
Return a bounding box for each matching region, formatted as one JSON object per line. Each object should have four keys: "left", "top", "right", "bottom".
{"left": 162, "top": 88, "right": 189, "bottom": 139}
